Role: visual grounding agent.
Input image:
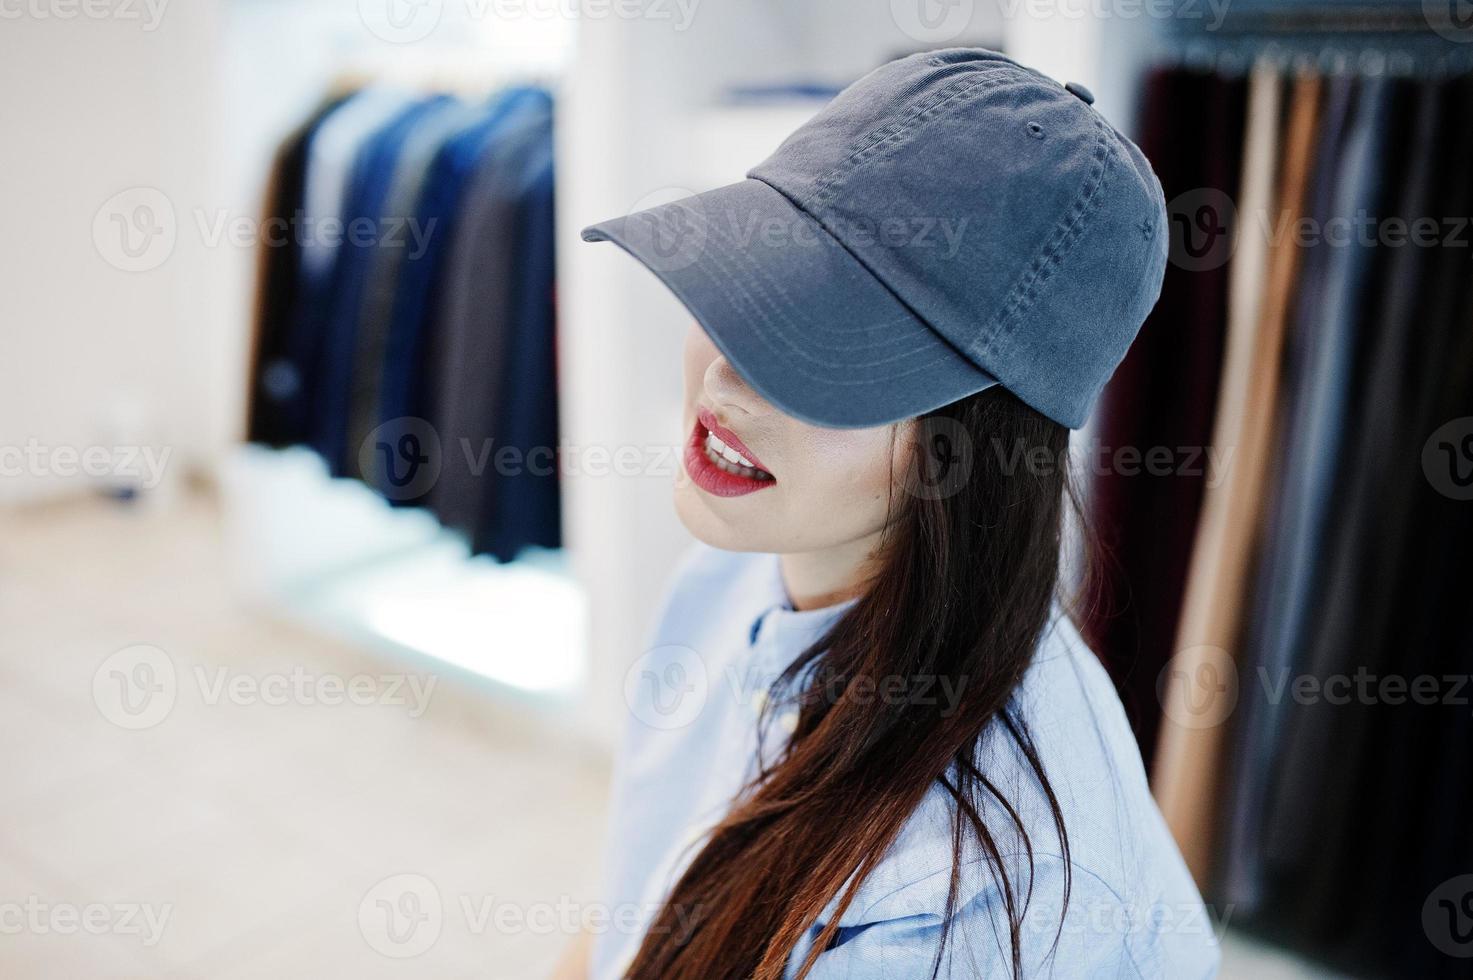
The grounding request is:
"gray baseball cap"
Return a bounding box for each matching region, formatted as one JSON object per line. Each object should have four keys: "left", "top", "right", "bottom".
{"left": 581, "top": 48, "right": 1167, "bottom": 430}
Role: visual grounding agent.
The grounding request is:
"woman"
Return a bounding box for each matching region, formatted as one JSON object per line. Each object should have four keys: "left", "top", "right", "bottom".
{"left": 568, "top": 49, "right": 1218, "bottom": 978}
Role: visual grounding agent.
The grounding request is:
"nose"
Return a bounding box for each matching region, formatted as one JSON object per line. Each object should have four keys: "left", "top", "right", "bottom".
{"left": 702, "top": 354, "right": 771, "bottom": 421}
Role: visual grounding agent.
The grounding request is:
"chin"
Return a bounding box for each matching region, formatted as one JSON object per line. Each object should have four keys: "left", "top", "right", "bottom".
{"left": 672, "top": 481, "right": 774, "bottom": 554}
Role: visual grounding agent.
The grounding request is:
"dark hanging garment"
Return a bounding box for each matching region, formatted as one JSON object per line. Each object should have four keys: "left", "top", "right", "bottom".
{"left": 344, "top": 100, "right": 480, "bottom": 480}
{"left": 1213, "top": 72, "right": 1356, "bottom": 913}
{"left": 472, "top": 119, "right": 560, "bottom": 562}
{"left": 1086, "top": 67, "right": 1243, "bottom": 767}
{"left": 372, "top": 87, "right": 550, "bottom": 505}
{"left": 1333, "top": 76, "right": 1473, "bottom": 976}
{"left": 1396, "top": 276, "right": 1473, "bottom": 978}
{"left": 1256, "top": 75, "right": 1473, "bottom": 974}
{"left": 308, "top": 95, "right": 454, "bottom": 476}
{"left": 246, "top": 91, "right": 353, "bottom": 446}
{"left": 258, "top": 89, "right": 416, "bottom": 454}
{"left": 1231, "top": 74, "right": 1430, "bottom": 929}
{"left": 423, "top": 92, "right": 553, "bottom": 541}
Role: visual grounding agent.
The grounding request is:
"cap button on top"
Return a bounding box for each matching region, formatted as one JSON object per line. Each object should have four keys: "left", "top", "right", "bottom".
{"left": 1064, "top": 81, "right": 1095, "bottom": 105}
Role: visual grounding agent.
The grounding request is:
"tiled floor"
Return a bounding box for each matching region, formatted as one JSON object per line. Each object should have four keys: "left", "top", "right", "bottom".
{"left": 0, "top": 492, "right": 1334, "bottom": 979}
{"left": 0, "top": 493, "right": 609, "bottom": 979}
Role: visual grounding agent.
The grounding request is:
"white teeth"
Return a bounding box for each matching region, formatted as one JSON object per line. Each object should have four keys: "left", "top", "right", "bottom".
{"left": 702, "top": 432, "right": 772, "bottom": 480}
{"left": 704, "top": 432, "right": 755, "bottom": 467}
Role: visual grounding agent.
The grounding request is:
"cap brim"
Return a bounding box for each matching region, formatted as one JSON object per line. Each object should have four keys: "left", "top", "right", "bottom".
{"left": 581, "top": 178, "right": 996, "bottom": 429}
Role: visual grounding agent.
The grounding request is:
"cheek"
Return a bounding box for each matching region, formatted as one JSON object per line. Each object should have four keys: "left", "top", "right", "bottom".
{"left": 790, "top": 428, "right": 898, "bottom": 517}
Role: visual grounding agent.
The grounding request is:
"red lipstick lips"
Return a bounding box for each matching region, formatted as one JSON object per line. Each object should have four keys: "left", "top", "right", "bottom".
{"left": 683, "top": 408, "right": 776, "bottom": 498}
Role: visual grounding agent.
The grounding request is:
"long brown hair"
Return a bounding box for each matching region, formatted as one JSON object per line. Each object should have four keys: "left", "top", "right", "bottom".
{"left": 627, "top": 386, "right": 1078, "bottom": 979}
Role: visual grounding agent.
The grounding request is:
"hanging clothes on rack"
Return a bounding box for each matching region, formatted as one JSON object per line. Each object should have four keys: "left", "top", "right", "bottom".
{"left": 1104, "top": 32, "right": 1473, "bottom": 977}
{"left": 1249, "top": 70, "right": 1398, "bottom": 872}
{"left": 1190, "top": 66, "right": 1328, "bottom": 909}
{"left": 423, "top": 90, "right": 553, "bottom": 542}
{"left": 1151, "top": 57, "right": 1285, "bottom": 885}
{"left": 343, "top": 99, "right": 483, "bottom": 466}
{"left": 1256, "top": 72, "right": 1473, "bottom": 975}
{"left": 472, "top": 123, "right": 559, "bottom": 561}
{"left": 290, "top": 88, "right": 419, "bottom": 447}
{"left": 246, "top": 81, "right": 562, "bottom": 565}
{"left": 246, "top": 89, "right": 353, "bottom": 446}
{"left": 1220, "top": 71, "right": 1420, "bottom": 915}
{"left": 309, "top": 93, "right": 455, "bottom": 475}
{"left": 1085, "top": 66, "right": 1244, "bottom": 768}
{"left": 372, "top": 87, "right": 548, "bottom": 503}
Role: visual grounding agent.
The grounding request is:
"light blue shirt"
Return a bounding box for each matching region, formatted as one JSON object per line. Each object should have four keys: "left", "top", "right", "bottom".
{"left": 593, "top": 544, "right": 1220, "bottom": 978}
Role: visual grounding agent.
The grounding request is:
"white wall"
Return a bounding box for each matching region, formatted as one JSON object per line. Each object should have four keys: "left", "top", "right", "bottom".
{"left": 0, "top": 1, "right": 225, "bottom": 503}
{"left": 1003, "top": 0, "right": 1166, "bottom": 132}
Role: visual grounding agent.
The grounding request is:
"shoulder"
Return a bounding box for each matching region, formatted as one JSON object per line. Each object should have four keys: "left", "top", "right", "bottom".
{"left": 811, "top": 610, "right": 1219, "bottom": 978}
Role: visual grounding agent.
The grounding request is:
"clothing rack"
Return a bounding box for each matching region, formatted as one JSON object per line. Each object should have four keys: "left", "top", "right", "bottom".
{"left": 1209, "top": 4, "right": 1452, "bottom": 35}
{"left": 1160, "top": 1, "right": 1473, "bottom": 77}
{"left": 1089, "top": 21, "right": 1473, "bottom": 976}
{"left": 245, "top": 80, "right": 561, "bottom": 565}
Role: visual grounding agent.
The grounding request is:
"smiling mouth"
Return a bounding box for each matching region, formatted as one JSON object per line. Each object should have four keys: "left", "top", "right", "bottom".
{"left": 683, "top": 409, "right": 777, "bottom": 497}
{"left": 701, "top": 428, "right": 774, "bottom": 481}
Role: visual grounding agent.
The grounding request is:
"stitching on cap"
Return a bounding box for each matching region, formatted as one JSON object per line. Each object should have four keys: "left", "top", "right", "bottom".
{"left": 695, "top": 206, "right": 922, "bottom": 353}
{"left": 973, "top": 115, "right": 1116, "bottom": 363}
{"left": 799, "top": 68, "right": 1021, "bottom": 212}
{"left": 684, "top": 212, "right": 955, "bottom": 382}
{"left": 694, "top": 203, "right": 918, "bottom": 353}
{"left": 697, "top": 215, "right": 952, "bottom": 377}
{"left": 693, "top": 248, "right": 952, "bottom": 385}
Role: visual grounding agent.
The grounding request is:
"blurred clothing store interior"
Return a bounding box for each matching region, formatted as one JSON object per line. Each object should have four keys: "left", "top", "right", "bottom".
{"left": 3, "top": 0, "right": 1472, "bottom": 976}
